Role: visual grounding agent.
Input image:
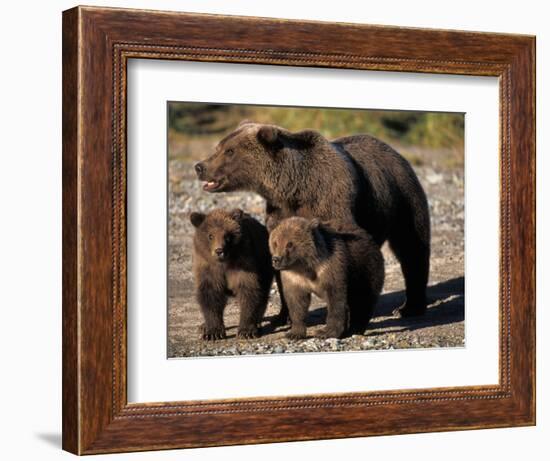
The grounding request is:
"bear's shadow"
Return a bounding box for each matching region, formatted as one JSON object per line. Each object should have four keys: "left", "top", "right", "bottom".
{"left": 262, "top": 276, "right": 464, "bottom": 335}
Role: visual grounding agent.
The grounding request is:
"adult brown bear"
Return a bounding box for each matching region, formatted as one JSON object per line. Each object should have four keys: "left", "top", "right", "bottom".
{"left": 194, "top": 121, "right": 430, "bottom": 323}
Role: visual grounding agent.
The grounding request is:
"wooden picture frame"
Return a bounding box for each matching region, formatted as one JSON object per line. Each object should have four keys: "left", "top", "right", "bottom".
{"left": 62, "top": 5, "right": 535, "bottom": 455}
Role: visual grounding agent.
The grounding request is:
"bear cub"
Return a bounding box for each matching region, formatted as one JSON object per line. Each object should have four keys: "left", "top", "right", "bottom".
{"left": 269, "top": 217, "right": 384, "bottom": 339}
{"left": 190, "top": 208, "right": 273, "bottom": 340}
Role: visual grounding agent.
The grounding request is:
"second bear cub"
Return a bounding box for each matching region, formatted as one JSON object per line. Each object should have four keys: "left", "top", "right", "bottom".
{"left": 190, "top": 208, "right": 273, "bottom": 340}
{"left": 269, "top": 217, "right": 384, "bottom": 339}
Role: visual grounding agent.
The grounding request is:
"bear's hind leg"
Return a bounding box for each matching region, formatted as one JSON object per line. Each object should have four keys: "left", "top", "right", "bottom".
{"left": 348, "top": 283, "right": 375, "bottom": 335}
{"left": 317, "top": 288, "right": 349, "bottom": 339}
{"left": 389, "top": 224, "right": 430, "bottom": 318}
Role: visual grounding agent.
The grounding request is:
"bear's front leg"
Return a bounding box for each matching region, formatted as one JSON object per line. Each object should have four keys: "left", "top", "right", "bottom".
{"left": 284, "top": 284, "right": 311, "bottom": 340}
{"left": 197, "top": 280, "right": 227, "bottom": 340}
{"left": 271, "top": 271, "right": 290, "bottom": 326}
{"left": 317, "top": 287, "right": 349, "bottom": 339}
{"left": 265, "top": 204, "right": 291, "bottom": 326}
{"left": 236, "top": 282, "right": 268, "bottom": 339}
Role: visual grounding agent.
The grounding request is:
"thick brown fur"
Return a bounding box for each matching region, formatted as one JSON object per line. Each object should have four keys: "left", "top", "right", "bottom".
{"left": 195, "top": 122, "right": 430, "bottom": 321}
{"left": 190, "top": 208, "right": 274, "bottom": 340}
{"left": 269, "top": 217, "right": 384, "bottom": 339}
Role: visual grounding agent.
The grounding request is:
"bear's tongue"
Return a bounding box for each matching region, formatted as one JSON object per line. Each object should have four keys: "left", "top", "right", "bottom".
{"left": 203, "top": 180, "right": 219, "bottom": 191}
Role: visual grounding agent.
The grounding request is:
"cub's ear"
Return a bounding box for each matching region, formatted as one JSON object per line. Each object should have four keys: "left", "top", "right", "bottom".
{"left": 309, "top": 218, "right": 321, "bottom": 230}
{"left": 230, "top": 208, "right": 244, "bottom": 222}
{"left": 266, "top": 215, "right": 281, "bottom": 233}
{"left": 190, "top": 212, "right": 206, "bottom": 228}
{"left": 257, "top": 125, "right": 280, "bottom": 146}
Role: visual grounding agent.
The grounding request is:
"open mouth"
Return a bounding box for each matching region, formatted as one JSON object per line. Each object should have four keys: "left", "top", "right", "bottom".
{"left": 203, "top": 180, "right": 222, "bottom": 192}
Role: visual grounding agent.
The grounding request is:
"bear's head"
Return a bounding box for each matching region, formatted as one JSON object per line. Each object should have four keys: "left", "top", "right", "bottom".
{"left": 194, "top": 121, "right": 320, "bottom": 194}
{"left": 269, "top": 217, "right": 321, "bottom": 271}
{"left": 190, "top": 208, "right": 245, "bottom": 262}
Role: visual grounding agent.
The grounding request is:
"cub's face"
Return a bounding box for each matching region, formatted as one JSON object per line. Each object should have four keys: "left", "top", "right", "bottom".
{"left": 269, "top": 218, "right": 319, "bottom": 270}
{"left": 190, "top": 209, "right": 244, "bottom": 262}
{"left": 194, "top": 122, "right": 265, "bottom": 193}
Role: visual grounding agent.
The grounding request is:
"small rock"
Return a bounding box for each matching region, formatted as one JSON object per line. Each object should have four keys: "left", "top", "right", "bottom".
{"left": 362, "top": 339, "right": 375, "bottom": 349}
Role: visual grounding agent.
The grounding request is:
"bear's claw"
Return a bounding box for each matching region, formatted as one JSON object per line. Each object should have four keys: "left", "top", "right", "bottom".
{"left": 285, "top": 330, "right": 306, "bottom": 340}
{"left": 315, "top": 327, "right": 344, "bottom": 339}
{"left": 237, "top": 327, "right": 260, "bottom": 339}
{"left": 393, "top": 302, "right": 427, "bottom": 318}
{"left": 199, "top": 323, "right": 226, "bottom": 341}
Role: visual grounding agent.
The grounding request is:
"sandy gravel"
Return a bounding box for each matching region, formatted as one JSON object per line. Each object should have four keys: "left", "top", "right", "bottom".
{"left": 167, "top": 158, "right": 464, "bottom": 357}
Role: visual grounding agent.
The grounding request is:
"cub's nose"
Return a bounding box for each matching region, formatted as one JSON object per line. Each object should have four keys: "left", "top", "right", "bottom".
{"left": 215, "top": 248, "right": 224, "bottom": 257}
{"left": 194, "top": 162, "right": 205, "bottom": 176}
{"left": 272, "top": 256, "right": 281, "bottom": 265}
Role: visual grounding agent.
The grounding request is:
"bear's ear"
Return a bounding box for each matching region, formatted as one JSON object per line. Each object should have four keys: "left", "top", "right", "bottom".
{"left": 238, "top": 119, "right": 253, "bottom": 128}
{"left": 257, "top": 125, "right": 280, "bottom": 146}
{"left": 190, "top": 212, "right": 206, "bottom": 228}
{"left": 230, "top": 208, "right": 244, "bottom": 222}
{"left": 309, "top": 218, "right": 320, "bottom": 230}
{"left": 294, "top": 129, "right": 320, "bottom": 147}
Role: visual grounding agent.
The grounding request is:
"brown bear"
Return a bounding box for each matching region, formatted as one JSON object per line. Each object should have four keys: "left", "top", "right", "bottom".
{"left": 190, "top": 208, "right": 274, "bottom": 340}
{"left": 194, "top": 121, "right": 430, "bottom": 322}
{"left": 269, "top": 217, "right": 384, "bottom": 339}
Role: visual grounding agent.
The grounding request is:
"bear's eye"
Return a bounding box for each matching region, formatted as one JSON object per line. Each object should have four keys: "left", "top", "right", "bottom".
{"left": 208, "top": 234, "right": 213, "bottom": 241}
{"left": 286, "top": 241, "right": 294, "bottom": 250}
{"left": 225, "top": 148, "right": 234, "bottom": 156}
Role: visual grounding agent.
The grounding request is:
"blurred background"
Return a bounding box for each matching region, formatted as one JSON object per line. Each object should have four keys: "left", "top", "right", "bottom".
{"left": 168, "top": 102, "right": 464, "bottom": 167}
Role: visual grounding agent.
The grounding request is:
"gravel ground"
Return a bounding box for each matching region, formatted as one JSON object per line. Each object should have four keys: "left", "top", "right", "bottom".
{"left": 167, "top": 155, "right": 464, "bottom": 357}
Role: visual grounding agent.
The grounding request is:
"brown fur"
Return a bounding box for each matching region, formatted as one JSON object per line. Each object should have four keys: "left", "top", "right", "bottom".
{"left": 195, "top": 122, "right": 430, "bottom": 323}
{"left": 269, "top": 217, "right": 384, "bottom": 339}
{"left": 190, "top": 208, "right": 273, "bottom": 340}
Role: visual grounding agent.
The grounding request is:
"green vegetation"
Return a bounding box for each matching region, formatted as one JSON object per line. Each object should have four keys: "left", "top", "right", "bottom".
{"left": 168, "top": 102, "right": 464, "bottom": 165}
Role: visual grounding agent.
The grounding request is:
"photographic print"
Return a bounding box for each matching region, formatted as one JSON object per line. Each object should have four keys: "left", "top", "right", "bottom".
{"left": 167, "top": 103, "right": 465, "bottom": 358}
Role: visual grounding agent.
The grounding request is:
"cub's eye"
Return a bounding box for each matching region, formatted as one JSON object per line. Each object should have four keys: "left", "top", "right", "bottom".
{"left": 224, "top": 234, "right": 233, "bottom": 243}
{"left": 225, "top": 148, "right": 234, "bottom": 156}
{"left": 208, "top": 234, "right": 213, "bottom": 241}
{"left": 286, "top": 241, "right": 294, "bottom": 250}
